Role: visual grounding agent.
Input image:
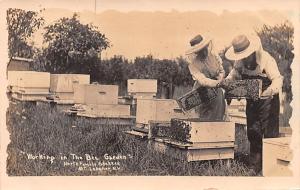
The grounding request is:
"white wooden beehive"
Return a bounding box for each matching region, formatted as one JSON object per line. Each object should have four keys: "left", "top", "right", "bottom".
{"left": 136, "top": 98, "right": 197, "bottom": 125}
{"left": 7, "top": 71, "right": 21, "bottom": 87}
{"left": 171, "top": 120, "right": 235, "bottom": 143}
{"left": 263, "top": 137, "right": 292, "bottom": 176}
{"left": 17, "top": 71, "right": 50, "bottom": 88}
{"left": 12, "top": 92, "right": 49, "bottom": 101}
{"left": 74, "top": 84, "right": 119, "bottom": 105}
{"left": 8, "top": 71, "right": 50, "bottom": 94}
{"left": 50, "top": 74, "right": 90, "bottom": 93}
{"left": 83, "top": 104, "right": 130, "bottom": 117}
{"left": 150, "top": 139, "right": 234, "bottom": 162}
{"left": 8, "top": 71, "right": 23, "bottom": 92}
{"left": 50, "top": 74, "right": 90, "bottom": 100}
{"left": 148, "top": 120, "right": 235, "bottom": 162}
{"left": 127, "top": 79, "right": 157, "bottom": 95}
{"left": 73, "top": 84, "right": 86, "bottom": 104}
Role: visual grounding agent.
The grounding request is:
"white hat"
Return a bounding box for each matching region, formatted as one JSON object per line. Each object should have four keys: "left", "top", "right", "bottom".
{"left": 185, "top": 34, "right": 211, "bottom": 55}
{"left": 225, "top": 34, "right": 259, "bottom": 61}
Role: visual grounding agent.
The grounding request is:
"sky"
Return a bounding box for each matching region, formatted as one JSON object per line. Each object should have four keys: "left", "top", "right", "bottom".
{"left": 2, "top": 0, "right": 299, "bottom": 13}
{"left": 1, "top": 0, "right": 299, "bottom": 59}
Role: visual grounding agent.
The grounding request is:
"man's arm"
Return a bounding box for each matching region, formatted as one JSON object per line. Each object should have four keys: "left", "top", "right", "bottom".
{"left": 188, "top": 63, "right": 220, "bottom": 87}
{"left": 261, "top": 53, "right": 283, "bottom": 96}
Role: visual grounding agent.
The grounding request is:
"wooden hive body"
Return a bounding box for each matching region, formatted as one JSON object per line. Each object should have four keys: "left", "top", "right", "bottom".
{"left": 263, "top": 137, "right": 292, "bottom": 176}
{"left": 50, "top": 74, "right": 90, "bottom": 101}
{"left": 147, "top": 119, "right": 236, "bottom": 162}
{"left": 136, "top": 99, "right": 197, "bottom": 125}
{"left": 74, "top": 84, "right": 119, "bottom": 105}
{"left": 127, "top": 79, "right": 157, "bottom": 94}
{"left": 82, "top": 104, "right": 131, "bottom": 117}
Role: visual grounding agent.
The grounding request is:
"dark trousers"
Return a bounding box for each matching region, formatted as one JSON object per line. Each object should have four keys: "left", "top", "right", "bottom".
{"left": 246, "top": 94, "right": 280, "bottom": 154}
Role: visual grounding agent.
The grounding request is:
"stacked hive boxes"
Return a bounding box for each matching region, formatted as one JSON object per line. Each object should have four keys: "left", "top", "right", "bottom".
{"left": 73, "top": 84, "right": 130, "bottom": 118}
{"left": 118, "top": 79, "right": 158, "bottom": 116}
{"left": 50, "top": 74, "right": 90, "bottom": 104}
{"left": 263, "top": 137, "right": 292, "bottom": 176}
{"left": 149, "top": 119, "right": 235, "bottom": 162}
{"left": 127, "top": 79, "right": 197, "bottom": 132}
{"left": 8, "top": 71, "right": 50, "bottom": 101}
{"left": 227, "top": 99, "right": 246, "bottom": 125}
{"left": 135, "top": 99, "right": 197, "bottom": 130}
{"left": 127, "top": 79, "right": 157, "bottom": 99}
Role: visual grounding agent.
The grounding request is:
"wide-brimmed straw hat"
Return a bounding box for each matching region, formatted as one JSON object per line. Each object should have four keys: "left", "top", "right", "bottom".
{"left": 225, "top": 34, "right": 259, "bottom": 61}
{"left": 185, "top": 34, "right": 211, "bottom": 55}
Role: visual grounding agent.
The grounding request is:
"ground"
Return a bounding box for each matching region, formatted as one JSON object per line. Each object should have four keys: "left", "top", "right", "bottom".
{"left": 6, "top": 96, "right": 257, "bottom": 176}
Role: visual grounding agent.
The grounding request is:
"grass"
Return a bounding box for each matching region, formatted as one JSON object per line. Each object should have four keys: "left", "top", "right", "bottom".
{"left": 6, "top": 97, "right": 256, "bottom": 176}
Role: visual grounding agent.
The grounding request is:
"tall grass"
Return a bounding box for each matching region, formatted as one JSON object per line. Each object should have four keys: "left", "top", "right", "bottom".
{"left": 6, "top": 99, "right": 256, "bottom": 176}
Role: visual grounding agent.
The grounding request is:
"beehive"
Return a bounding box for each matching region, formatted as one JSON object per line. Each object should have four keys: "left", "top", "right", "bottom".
{"left": 81, "top": 104, "right": 131, "bottom": 117}
{"left": 50, "top": 74, "right": 90, "bottom": 100}
{"left": 136, "top": 98, "right": 197, "bottom": 125}
{"left": 7, "top": 71, "right": 21, "bottom": 87}
{"left": 12, "top": 92, "right": 49, "bottom": 101}
{"left": 73, "top": 84, "right": 86, "bottom": 104}
{"left": 8, "top": 71, "right": 23, "bottom": 92}
{"left": 148, "top": 119, "right": 235, "bottom": 162}
{"left": 74, "top": 84, "right": 118, "bottom": 105}
{"left": 8, "top": 71, "right": 50, "bottom": 93}
{"left": 151, "top": 119, "right": 235, "bottom": 143}
{"left": 17, "top": 71, "right": 50, "bottom": 89}
{"left": 127, "top": 79, "right": 157, "bottom": 97}
{"left": 263, "top": 137, "right": 292, "bottom": 176}
{"left": 150, "top": 138, "right": 234, "bottom": 162}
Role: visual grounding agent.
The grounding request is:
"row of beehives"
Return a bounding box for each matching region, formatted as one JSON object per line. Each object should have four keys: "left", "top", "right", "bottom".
{"left": 7, "top": 71, "right": 292, "bottom": 176}
{"left": 7, "top": 71, "right": 89, "bottom": 103}
{"left": 7, "top": 71, "right": 158, "bottom": 118}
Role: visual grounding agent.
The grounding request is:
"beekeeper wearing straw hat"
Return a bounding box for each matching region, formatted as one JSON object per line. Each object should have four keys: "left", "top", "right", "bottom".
{"left": 219, "top": 34, "right": 283, "bottom": 174}
{"left": 186, "top": 34, "right": 227, "bottom": 121}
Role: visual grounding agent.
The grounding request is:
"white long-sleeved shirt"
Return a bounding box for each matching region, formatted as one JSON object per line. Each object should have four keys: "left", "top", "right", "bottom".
{"left": 226, "top": 50, "right": 283, "bottom": 95}
{"left": 188, "top": 53, "right": 225, "bottom": 88}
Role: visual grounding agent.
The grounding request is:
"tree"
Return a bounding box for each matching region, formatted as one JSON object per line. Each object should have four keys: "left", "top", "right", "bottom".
{"left": 101, "top": 55, "right": 129, "bottom": 84}
{"left": 39, "top": 13, "right": 110, "bottom": 74}
{"left": 129, "top": 55, "right": 155, "bottom": 79}
{"left": 174, "top": 57, "right": 194, "bottom": 86}
{"left": 7, "top": 8, "right": 44, "bottom": 58}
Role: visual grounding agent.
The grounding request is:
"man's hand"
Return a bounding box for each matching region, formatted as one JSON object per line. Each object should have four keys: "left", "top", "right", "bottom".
{"left": 217, "top": 79, "right": 232, "bottom": 90}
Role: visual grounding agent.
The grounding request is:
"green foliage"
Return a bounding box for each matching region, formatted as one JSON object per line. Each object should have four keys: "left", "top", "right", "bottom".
{"left": 100, "top": 55, "right": 129, "bottom": 84}
{"left": 123, "top": 55, "right": 193, "bottom": 86}
{"left": 39, "top": 13, "right": 110, "bottom": 74}
{"left": 95, "top": 55, "right": 194, "bottom": 96}
{"left": 7, "top": 8, "right": 44, "bottom": 58}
